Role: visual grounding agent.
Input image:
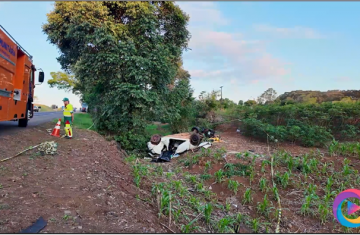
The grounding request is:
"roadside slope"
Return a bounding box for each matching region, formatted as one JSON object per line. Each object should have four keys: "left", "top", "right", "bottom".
{"left": 0, "top": 123, "right": 165, "bottom": 233}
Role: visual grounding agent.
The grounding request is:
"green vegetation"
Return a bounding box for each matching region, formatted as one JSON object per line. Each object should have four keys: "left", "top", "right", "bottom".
{"left": 145, "top": 123, "right": 172, "bottom": 136}
{"left": 43, "top": 1, "right": 192, "bottom": 151}
{"left": 240, "top": 101, "right": 360, "bottom": 147}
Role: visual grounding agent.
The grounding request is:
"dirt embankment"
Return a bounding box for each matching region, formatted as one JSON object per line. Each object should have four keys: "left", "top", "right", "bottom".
{"left": 0, "top": 123, "right": 166, "bottom": 233}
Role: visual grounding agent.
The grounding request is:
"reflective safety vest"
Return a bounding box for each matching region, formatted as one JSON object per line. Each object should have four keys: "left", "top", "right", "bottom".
{"left": 63, "top": 104, "right": 74, "bottom": 117}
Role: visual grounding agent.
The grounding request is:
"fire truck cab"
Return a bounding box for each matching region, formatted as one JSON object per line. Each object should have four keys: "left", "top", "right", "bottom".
{"left": 0, "top": 25, "right": 44, "bottom": 127}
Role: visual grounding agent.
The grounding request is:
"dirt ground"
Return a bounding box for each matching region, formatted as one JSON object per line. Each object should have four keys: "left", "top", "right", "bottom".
{"left": 0, "top": 121, "right": 359, "bottom": 233}
{"left": 0, "top": 123, "right": 167, "bottom": 233}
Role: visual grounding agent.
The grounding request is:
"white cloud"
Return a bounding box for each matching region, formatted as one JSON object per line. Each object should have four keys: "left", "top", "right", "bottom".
{"left": 253, "top": 24, "right": 325, "bottom": 39}
{"left": 176, "top": 2, "right": 294, "bottom": 102}
{"left": 176, "top": 2, "right": 229, "bottom": 28}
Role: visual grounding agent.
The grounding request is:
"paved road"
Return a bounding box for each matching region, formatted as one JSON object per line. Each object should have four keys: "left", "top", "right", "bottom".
{"left": 0, "top": 111, "right": 62, "bottom": 136}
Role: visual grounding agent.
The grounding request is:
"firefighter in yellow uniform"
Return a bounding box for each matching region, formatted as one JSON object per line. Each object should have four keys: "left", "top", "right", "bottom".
{"left": 62, "top": 98, "right": 74, "bottom": 139}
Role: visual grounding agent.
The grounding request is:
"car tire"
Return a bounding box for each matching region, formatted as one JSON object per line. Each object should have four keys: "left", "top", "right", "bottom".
{"left": 190, "top": 133, "right": 201, "bottom": 146}
{"left": 191, "top": 126, "right": 200, "bottom": 133}
{"left": 150, "top": 134, "right": 162, "bottom": 145}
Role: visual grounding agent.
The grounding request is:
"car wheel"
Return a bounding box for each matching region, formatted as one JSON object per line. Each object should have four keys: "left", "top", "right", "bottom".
{"left": 190, "top": 133, "right": 201, "bottom": 146}
{"left": 191, "top": 126, "right": 200, "bottom": 133}
{"left": 150, "top": 134, "right": 161, "bottom": 145}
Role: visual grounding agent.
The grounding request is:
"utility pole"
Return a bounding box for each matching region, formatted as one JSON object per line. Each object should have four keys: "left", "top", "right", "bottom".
{"left": 220, "top": 86, "right": 223, "bottom": 102}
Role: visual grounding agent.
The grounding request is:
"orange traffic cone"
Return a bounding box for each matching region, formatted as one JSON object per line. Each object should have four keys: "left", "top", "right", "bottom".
{"left": 50, "top": 118, "right": 61, "bottom": 137}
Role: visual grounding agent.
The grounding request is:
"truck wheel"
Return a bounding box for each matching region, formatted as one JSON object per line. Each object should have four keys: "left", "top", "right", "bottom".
{"left": 18, "top": 104, "right": 29, "bottom": 127}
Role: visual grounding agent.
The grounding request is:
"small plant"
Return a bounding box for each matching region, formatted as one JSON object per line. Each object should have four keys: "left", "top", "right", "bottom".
{"left": 259, "top": 177, "right": 267, "bottom": 192}
{"left": 204, "top": 203, "right": 213, "bottom": 224}
{"left": 166, "top": 172, "right": 174, "bottom": 179}
{"left": 195, "top": 182, "right": 204, "bottom": 192}
{"left": 155, "top": 165, "right": 163, "bottom": 176}
{"left": 325, "top": 176, "right": 334, "bottom": 192}
{"left": 280, "top": 171, "right": 290, "bottom": 188}
{"left": 186, "top": 175, "right": 198, "bottom": 184}
{"left": 217, "top": 216, "right": 234, "bottom": 233}
{"left": 214, "top": 169, "right": 225, "bottom": 183}
{"left": 272, "top": 185, "right": 279, "bottom": 201}
{"left": 200, "top": 173, "right": 212, "bottom": 181}
{"left": 204, "top": 161, "right": 212, "bottom": 172}
{"left": 318, "top": 203, "right": 330, "bottom": 224}
{"left": 228, "top": 180, "right": 240, "bottom": 195}
{"left": 181, "top": 219, "right": 199, "bottom": 233}
{"left": 251, "top": 218, "right": 260, "bottom": 233}
{"left": 243, "top": 188, "right": 253, "bottom": 204}
{"left": 304, "top": 183, "right": 317, "bottom": 196}
{"left": 257, "top": 194, "right": 271, "bottom": 217}
{"left": 225, "top": 201, "right": 231, "bottom": 211}
{"left": 249, "top": 167, "right": 255, "bottom": 185}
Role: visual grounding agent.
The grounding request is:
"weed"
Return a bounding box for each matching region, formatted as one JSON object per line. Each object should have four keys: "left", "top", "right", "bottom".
{"left": 63, "top": 215, "right": 71, "bottom": 220}
{"left": 259, "top": 177, "right": 267, "bottom": 192}
{"left": 235, "top": 153, "right": 242, "bottom": 159}
{"left": 243, "top": 188, "right": 253, "bottom": 204}
{"left": 0, "top": 184, "right": 2, "bottom": 189}
{"left": 228, "top": 180, "right": 240, "bottom": 195}
{"left": 214, "top": 169, "right": 225, "bottom": 183}
{"left": 134, "top": 174, "right": 141, "bottom": 187}
{"left": 124, "top": 155, "right": 137, "bottom": 163}
{"left": 204, "top": 203, "right": 213, "bottom": 224}
{"left": 155, "top": 165, "right": 163, "bottom": 176}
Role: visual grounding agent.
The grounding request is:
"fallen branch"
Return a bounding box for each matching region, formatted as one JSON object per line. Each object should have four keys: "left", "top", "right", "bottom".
{"left": 0, "top": 144, "right": 39, "bottom": 163}
{"left": 160, "top": 222, "right": 175, "bottom": 233}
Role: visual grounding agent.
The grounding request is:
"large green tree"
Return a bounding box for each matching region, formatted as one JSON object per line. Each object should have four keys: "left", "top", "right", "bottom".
{"left": 43, "top": 1, "right": 191, "bottom": 150}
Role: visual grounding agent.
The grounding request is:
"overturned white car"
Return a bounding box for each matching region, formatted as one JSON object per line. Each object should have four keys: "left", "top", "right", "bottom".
{"left": 147, "top": 128, "right": 212, "bottom": 161}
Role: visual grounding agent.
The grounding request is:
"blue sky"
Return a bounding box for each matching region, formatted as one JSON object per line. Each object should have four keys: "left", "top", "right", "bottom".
{"left": 0, "top": 1, "right": 359, "bottom": 107}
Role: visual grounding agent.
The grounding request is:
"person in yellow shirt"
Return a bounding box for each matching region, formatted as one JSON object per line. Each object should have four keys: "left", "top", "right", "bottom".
{"left": 62, "top": 98, "right": 74, "bottom": 139}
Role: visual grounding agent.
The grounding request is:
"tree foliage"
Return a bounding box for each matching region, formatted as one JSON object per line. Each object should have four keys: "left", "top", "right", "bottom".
{"left": 43, "top": 1, "right": 191, "bottom": 150}
{"left": 257, "top": 88, "right": 277, "bottom": 104}
{"left": 48, "top": 71, "right": 82, "bottom": 95}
